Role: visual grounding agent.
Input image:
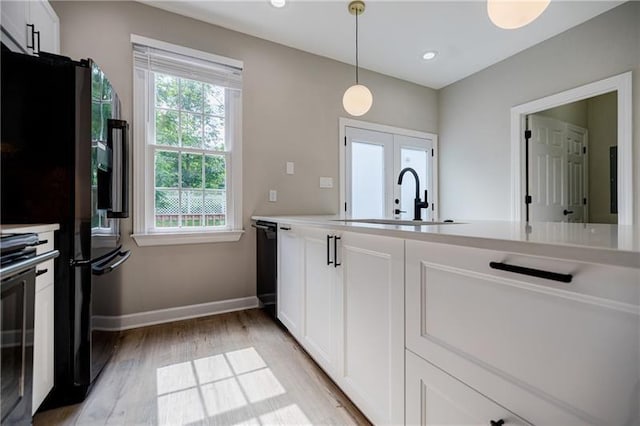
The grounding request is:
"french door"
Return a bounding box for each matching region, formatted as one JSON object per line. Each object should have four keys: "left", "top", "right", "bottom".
{"left": 345, "top": 126, "right": 434, "bottom": 221}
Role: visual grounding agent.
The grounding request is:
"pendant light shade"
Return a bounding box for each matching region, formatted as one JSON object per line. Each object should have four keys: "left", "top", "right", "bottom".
{"left": 343, "top": 1, "right": 372, "bottom": 116}
{"left": 487, "top": 0, "right": 550, "bottom": 29}
{"left": 343, "top": 84, "right": 373, "bottom": 117}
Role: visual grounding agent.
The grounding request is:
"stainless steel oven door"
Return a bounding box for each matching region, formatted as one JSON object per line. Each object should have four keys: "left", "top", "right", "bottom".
{"left": 1, "top": 268, "right": 35, "bottom": 424}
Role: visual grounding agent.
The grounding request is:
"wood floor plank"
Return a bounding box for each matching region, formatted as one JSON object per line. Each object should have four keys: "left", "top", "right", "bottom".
{"left": 34, "top": 309, "right": 371, "bottom": 426}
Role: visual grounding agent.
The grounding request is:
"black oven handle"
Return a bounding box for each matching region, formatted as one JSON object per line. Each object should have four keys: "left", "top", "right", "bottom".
{"left": 0, "top": 250, "right": 59, "bottom": 280}
{"left": 92, "top": 250, "right": 131, "bottom": 276}
{"left": 106, "top": 119, "right": 129, "bottom": 219}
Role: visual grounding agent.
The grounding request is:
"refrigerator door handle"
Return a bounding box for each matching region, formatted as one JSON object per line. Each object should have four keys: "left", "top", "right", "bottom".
{"left": 106, "top": 119, "right": 129, "bottom": 218}
{"left": 92, "top": 250, "right": 131, "bottom": 276}
{"left": 70, "top": 245, "right": 122, "bottom": 267}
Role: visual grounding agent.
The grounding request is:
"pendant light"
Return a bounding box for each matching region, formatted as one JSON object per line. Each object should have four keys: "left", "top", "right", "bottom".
{"left": 487, "top": 0, "right": 550, "bottom": 29}
{"left": 343, "top": 0, "right": 372, "bottom": 116}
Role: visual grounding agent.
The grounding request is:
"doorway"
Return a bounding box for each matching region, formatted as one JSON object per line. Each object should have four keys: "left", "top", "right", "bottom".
{"left": 510, "top": 72, "right": 632, "bottom": 224}
{"left": 339, "top": 118, "right": 438, "bottom": 220}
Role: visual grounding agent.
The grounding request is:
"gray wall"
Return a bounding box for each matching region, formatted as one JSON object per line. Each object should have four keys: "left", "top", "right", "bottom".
{"left": 537, "top": 100, "right": 588, "bottom": 128}
{"left": 51, "top": 1, "right": 438, "bottom": 315}
{"left": 438, "top": 1, "right": 640, "bottom": 222}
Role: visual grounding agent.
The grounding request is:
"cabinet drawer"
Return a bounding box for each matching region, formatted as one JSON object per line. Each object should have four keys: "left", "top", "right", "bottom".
{"left": 35, "top": 231, "right": 54, "bottom": 255}
{"left": 406, "top": 240, "right": 640, "bottom": 425}
{"left": 406, "top": 350, "right": 528, "bottom": 426}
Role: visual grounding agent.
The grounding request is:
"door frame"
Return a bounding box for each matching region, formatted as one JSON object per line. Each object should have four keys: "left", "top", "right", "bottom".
{"left": 510, "top": 71, "right": 633, "bottom": 224}
{"left": 339, "top": 117, "right": 439, "bottom": 220}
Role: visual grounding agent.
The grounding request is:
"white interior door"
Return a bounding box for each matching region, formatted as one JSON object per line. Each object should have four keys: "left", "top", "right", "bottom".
{"left": 529, "top": 115, "right": 567, "bottom": 222}
{"left": 345, "top": 127, "right": 393, "bottom": 218}
{"left": 566, "top": 125, "right": 588, "bottom": 223}
{"left": 393, "top": 135, "right": 433, "bottom": 221}
{"left": 529, "top": 115, "right": 588, "bottom": 223}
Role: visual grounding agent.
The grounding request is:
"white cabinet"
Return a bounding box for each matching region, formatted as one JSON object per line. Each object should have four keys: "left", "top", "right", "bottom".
{"left": 406, "top": 350, "right": 528, "bottom": 426}
{"left": 27, "top": 0, "right": 60, "bottom": 55}
{"left": 32, "top": 230, "right": 56, "bottom": 414}
{"left": 337, "top": 231, "right": 404, "bottom": 425}
{"left": 299, "top": 226, "right": 341, "bottom": 373}
{"left": 1, "top": 0, "right": 59, "bottom": 55}
{"left": 277, "top": 224, "right": 304, "bottom": 340}
{"left": 405, "top": 239, "right": 640, "bottom": 426}
{"left": 278, "top": 225, "right": 405, "bottom": 425}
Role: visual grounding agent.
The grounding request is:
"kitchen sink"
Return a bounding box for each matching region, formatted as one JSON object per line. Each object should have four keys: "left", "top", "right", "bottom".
{"left": 332, "top": 218, "right": 461, "bottom": 226}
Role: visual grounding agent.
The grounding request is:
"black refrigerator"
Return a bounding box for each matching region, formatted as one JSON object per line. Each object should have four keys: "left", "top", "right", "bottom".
{"left": 1, "top": 45, "right": 131, "bottom": 407}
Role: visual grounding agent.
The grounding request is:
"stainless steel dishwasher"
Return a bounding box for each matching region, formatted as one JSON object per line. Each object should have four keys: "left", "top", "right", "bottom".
{"left": 253, "top": 221, "right": 277, "bottom": 318}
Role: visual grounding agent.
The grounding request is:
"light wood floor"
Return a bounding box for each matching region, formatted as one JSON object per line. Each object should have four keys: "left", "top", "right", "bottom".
{"left": 35, "top": 309, "right": 370, "bottom": 426}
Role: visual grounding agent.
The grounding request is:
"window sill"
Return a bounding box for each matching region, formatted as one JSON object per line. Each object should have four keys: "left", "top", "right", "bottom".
{"left": 131, "top": 230, "right": 244, "bottom": 247}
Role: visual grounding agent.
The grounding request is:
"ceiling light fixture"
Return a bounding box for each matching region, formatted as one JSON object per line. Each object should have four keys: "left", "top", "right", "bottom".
{"left": 487, "top": 0, "right": 550, "bottom": 29}
{"left": 343, "top": 0, "right": 372, "bottom": 117}
{"left": 270, "top": 0, "right": 286, "bottom": 8}
{"left": 422, "top": 51, "right": 437, "bottom": 61}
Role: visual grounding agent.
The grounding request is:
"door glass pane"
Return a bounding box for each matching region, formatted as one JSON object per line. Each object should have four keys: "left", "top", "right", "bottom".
{"left": 352, "top": 141, "right": 385, "bottom": 218}
{"left": 400, "top": 148, "right": 428, "bottom": 219}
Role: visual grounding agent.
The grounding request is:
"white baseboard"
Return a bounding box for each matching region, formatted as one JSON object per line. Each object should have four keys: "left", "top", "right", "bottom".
{"left": 92, "top": 296, "right": 259, "bottom": 331}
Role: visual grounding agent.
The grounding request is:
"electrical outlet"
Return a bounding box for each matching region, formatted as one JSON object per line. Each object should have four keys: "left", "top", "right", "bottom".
{"left": 269, "top": 190, "right": 277, "bottom": 202}
{"left": 319, "top": 177, "right": 333, "bottom": 188}
{"left": 286, "top": 162, "right": 295, "bottom": 175}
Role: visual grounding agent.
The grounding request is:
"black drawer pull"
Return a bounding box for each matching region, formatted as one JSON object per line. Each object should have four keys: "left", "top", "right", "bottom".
{"left": 490, "top": 262, "right": 572, "bottom": 283}
{"left": 36, "top": 268, "right": 48, "bottom": 277}
{"left": 29, "top": 239, "right": 48, "bottom": 247}
{"left": 490, "top": 420, "right": 505, "bottom": 426}
{"left": 280, "top": 226, "right": 291, "bottom": 231}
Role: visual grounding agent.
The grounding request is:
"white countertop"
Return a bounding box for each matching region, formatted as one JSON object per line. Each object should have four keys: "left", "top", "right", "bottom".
{"left": 0, "top": 223, "right": 60, "bottom": 234}
{"left": 251, "top": 215, "right": 640, "bottom": 269}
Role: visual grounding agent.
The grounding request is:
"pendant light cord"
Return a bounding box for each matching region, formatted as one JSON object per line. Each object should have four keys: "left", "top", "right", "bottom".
{"left": 355, "top": 10, "right": 359, "bottom": 84}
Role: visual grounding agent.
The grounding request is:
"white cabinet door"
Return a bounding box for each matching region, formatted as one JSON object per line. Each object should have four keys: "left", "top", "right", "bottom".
{"left": 1, "top": 1, "right": 29, "bottom": 53}
{"left": 33, "top": 283, "right": 54, "bottom": 413}
{"left": 338, "top": 231, "right": 404, "bottom": 425}
{"left": 277, "top": 224, "right": 304, "bottom": 339}
{"left": 27, "top": 0, "right": 59, "bottom": 54}
{"left": 300, "top": 226, "right": 340, "bottom": 373}
{"left": 406, "top": 350, "right": 529, "bottom": 426}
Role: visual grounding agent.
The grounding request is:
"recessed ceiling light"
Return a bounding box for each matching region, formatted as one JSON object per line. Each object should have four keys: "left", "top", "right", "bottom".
{"left": 422, "top": 51, "right": 437, "bottom": 61}
{"left": 270, "top": 0, "right": 286, "bottom": 8}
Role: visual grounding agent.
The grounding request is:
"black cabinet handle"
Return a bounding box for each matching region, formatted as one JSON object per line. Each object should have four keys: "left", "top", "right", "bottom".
{"left": 334, "top": 236, "right": 341, "bottom": 267}
{"left": 34, "top": 30, "right": 40, "bottom": 54}
{"left": 26, "top": 24, "right": 35, "bottom": 50}
{"left": 36, "top": 268, "right": 48, "bottom": 277}
{"left": 490, "top": 261, "right": 572, "bottom": 283}
{"left": 490, "top": 420, "right": 505, "bottom": 426}
{"left": 394, "top": 209, "right": 406, "bottom": 215}
{"left": 29, "top": 240, "right": 48, "bottom": 247}
{"left": 327, "top": 235, "right": 334, "bottom": 265}
{"left": 279, "top": 226, "right": 291, "bottom": 231}
{"left": 563, "top": 209, "right": 574, "bottom": 215}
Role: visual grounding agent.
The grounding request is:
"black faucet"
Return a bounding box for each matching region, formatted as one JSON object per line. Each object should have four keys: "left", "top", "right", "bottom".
{"left": 397, "top": 167, "right": 429, "bottom": 221}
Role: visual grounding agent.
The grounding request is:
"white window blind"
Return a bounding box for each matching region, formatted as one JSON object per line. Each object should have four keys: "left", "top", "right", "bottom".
{"left": 132, "top": 44, "right": 242, "bottom": 90}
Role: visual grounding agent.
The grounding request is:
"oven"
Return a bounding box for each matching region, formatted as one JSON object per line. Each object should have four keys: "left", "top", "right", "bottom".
{"left": 0, "top": 234, "right": 59, "bottom": 424}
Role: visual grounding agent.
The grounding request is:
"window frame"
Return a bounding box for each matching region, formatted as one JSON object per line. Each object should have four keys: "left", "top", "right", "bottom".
{"left": 131, "top": 35, "right": 243, "bottom": 246}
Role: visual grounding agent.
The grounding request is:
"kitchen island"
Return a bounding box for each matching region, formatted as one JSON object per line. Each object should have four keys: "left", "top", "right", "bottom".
{"left": 251, "top": 215, "right": 639, "bottom": 426}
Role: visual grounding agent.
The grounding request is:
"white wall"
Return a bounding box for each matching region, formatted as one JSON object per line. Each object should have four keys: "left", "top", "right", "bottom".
{"left": 438, "top": 1, "right": 640, "bottom": 222}
{"left": 51, "top": 1, "right": 438, "bottom": 315}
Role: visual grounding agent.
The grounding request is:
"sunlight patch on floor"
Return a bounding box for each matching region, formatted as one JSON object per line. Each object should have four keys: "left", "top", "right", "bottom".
{"left": 156, "top": 346, "right": 310, "bottom": 425}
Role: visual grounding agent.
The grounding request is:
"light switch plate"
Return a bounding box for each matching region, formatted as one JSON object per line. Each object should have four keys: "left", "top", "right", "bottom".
{"left": 286, "top": 162, "right": 295, "bottom": 175}
{"left": 269, "top": 190, "right": 277, "bottom": 202}
{"left": 319, "top": 177, "right": 333, "bottom": 188}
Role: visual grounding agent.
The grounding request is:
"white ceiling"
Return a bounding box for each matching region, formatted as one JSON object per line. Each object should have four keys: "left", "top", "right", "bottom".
{"left": 141, "top": 1, "right": 623, "bottom": 89}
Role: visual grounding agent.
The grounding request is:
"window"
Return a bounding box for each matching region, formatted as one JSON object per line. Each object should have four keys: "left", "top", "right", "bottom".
{"left": 131, "top": 36, "right": 243, "bottom": 246}
{"left": 341, "top": 120, "right": 438, "bottom": 221}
